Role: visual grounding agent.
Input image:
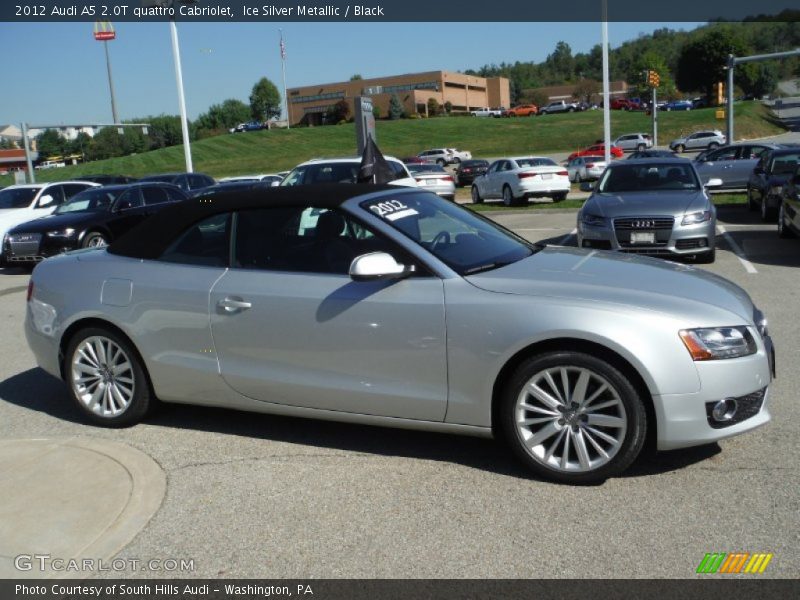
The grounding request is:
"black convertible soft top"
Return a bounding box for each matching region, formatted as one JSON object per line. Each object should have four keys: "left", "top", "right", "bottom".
{"left": 108, "top": 183, "right": 398, "bottom": 260}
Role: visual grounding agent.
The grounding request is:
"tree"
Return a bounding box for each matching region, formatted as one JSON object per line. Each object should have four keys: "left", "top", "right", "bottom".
{"left": 389, "top": 94, "right": 404, "bottom": 120}
{"left": 350, "top": 74, "right": 363, "bottom": 81}
{"left": 66, "top": 132, "right": 92, "bottom": 158}
{"left": 372, "top": 105, "right": 381, "bottom": 119}
{"left": 736, "top": 62, "right": 778, "bottom": 99}
{"left": 139, "top": 114, "right": 184, "bottom": 149}
{"left": 443, "top": 101, "right": 453, "bottom": 114}
{"left": 36, "top": 129, "right": 67, "bottom": 159}
{"left": 676, "top": 27, "right": 751, "bottom": 103}
{"left": 85, "top": 127, "right": 125, "bottom": 161}
{"left": 196, "top": 98, "right": 251, "bottom": 131}
{"left": 328, "top": 99, "right": 350, "bottom": 123}
{"left": 572, "top": 79, "right": 601, "bottom": 103}
{"left": 249, "top": 77, "right": 282, "bottom": 121}
{"left": 427, "top": 97, "right": 440, "bottom": 117}
{"left": 0, "top": 138, "right": 17, "bottom": 149}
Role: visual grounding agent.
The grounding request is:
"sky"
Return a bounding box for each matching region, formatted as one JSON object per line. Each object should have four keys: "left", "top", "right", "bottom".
{"left": 0, "top": 21, "right": 704, "bottom": 126}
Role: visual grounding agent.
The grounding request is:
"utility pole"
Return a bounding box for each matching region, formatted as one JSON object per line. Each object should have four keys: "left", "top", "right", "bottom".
{"left": 94, "top": 22, "right": 120, "bottom": 124}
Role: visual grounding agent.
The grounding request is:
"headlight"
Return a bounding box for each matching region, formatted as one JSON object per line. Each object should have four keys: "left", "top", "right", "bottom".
{"left": 679, "top": 327, "right": 757, "bottom": 361}
{"left": 582, "top": 213, "right": 605, "bottom": 227}
{"left": 681, "top": 210, "right": 712, "bottom": 225}
{"left": 46, "top": 228, "right": 76, "bottom": 238}
{"left": 768, "top": 185, "right": 783, "bottom": 196}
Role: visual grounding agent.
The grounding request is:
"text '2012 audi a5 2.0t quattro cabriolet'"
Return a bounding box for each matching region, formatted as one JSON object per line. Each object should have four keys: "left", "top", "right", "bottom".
{"left": 25, "top": 184, "right": 775, "bottom": 483}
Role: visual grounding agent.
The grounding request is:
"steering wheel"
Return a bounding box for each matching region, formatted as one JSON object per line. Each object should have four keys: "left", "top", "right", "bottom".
{"left": 430, "top": 230, "right": 451, "bottom": 251}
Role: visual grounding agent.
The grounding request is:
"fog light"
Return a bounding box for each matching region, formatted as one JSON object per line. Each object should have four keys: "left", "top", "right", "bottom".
{"left": 712, "top": 398, "right": 737, "bottom": 422}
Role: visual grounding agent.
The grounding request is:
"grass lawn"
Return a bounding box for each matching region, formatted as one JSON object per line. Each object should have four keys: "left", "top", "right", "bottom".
{"left": 1, "top": 101, "right": 783, "bottom": 188}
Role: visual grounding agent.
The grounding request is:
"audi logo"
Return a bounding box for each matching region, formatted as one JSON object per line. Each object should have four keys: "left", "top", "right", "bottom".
{"left": 632, "top": 220, "right": 655, "bottom": 228}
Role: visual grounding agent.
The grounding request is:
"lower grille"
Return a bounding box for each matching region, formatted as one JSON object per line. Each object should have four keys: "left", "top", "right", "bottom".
{"left": 705, "top": 388, "right": 767, "bottom": 429}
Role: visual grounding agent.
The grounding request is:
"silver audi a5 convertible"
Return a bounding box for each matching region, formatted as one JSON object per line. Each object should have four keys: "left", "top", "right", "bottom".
{"left": 577, "top": 158, "right": 721, "bottom": 263}
{"left": 25, "top": 184, "right": 774, "bottom": 484}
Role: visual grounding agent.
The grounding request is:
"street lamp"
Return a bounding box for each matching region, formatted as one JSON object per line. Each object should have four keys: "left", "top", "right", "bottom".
{"left": 142, "top": 0, "right": 195, "bottom": 173}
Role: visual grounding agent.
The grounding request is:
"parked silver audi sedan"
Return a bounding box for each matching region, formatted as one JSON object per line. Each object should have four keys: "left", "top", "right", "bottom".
{"left": 577, "top": 159, "right": 721, "bottom": 263}
{"left": 25, "top": 185, "right": 773, "bottom": 484}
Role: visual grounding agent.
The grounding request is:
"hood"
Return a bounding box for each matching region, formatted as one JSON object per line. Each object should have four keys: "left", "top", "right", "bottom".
{"left": 0, "top": 207, "right": 52, "bottom": 236}
{"left": 583, "top": 190, "right": 708, "bottom": 217}
{"left": 6, "top": 210, "right": 103, "bottom": 235}
{"left": 466, "top": 246, "right": 754, "bottom": 324}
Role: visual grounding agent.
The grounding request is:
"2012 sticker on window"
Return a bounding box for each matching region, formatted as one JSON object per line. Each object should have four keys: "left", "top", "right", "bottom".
{"left": 369, "top": 199, "right": 419, "bottom": 221}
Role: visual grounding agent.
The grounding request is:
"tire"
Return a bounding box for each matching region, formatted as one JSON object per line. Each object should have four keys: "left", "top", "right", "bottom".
{"left": 552, "top": 192, "right": 568, "bottom": 202}
{"left": 471, "top": 185, "right": 484, "bottom": 204}
{"left": 636, "top": 144, "right": 646, "bottom": 152}
{"left": 761, "top": 196, "right": 777, "bottom": 222}
{"left": 568, "top": 107, "right": 576, "bottom": 112}
{"left": 694, "top": 247, "right": 716, "bottom": 264}
{"left": 64, "top": 326, "right": 154, "bottom": 427}
{"left": 81, "top": 231, "right": 109, "bottom": 249}
{"left": 708, "top": 142, "right": 719, "bottom": 150}
{"left": 778, "top": 204, "right": 795, "bottom": 238}
{"left": 674, "top": 144, "right": 685, "bottom": 154}
{"left": 498, "top": 351, "right": 647, "bottom": 484}
{"left": 502, "top": 185, "right": 516, "bottom": 207}
{"left": 436, "top": 159, "right": 446, "bottom": 167}
{"left": 747, "top": 187, "right": 757, "bottom": 211}
{"left": 452, "top": 157, "right": 461, "bottom": 164}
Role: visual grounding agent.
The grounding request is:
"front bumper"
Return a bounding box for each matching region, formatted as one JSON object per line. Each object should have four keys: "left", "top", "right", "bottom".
{"left": 4, "top": 232, "right": 79, "bottom": 263}
{"left": 577, "top": 216, "right": 716, "bottom": 257}
{"left": 655, "top": 334, "right": 773, "bottom": 450}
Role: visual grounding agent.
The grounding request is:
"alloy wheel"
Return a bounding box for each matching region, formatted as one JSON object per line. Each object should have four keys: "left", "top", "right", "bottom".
{"left": 71, "top": 336, "right": 135, "bottom": 417}
{"left": 514, "top": 366, "right": 627, "bottom": 473}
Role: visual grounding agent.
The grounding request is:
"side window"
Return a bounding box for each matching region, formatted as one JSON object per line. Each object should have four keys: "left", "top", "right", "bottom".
{"left": 37, "top": 185, "right": 65, "bottom": 208}
{"left": 115, "top": 188, "right": 143, "bottom": 211}
{"left": 488, "top": 161, "right": 501, "bottom": 173}
{"left": 142, "top": 186, "right": 170, "bottom": 206}
{"left": 189, "top": 175, "right": 210, "bottom": 189}
{"left": 234, "top": 207, "right": 399, "bottom": 275}
{"left": 711, "top": 147, "right": 737, "bottom": 161}
{"left": 165, "top": 187, "right": 187, "bottom": 202}
{"left": 281, "top": 166, "right": 307, "bottom": 186}
{"left": 160, "top": 213, "right": 231, "bottom": 267}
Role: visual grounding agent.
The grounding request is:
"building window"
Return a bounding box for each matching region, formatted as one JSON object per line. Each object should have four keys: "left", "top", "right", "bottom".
{"left": 291, "top": 91, "right": 345, "bottom": 104}
{"left": 382, "top": 81, "right": 439, "bottom": 94}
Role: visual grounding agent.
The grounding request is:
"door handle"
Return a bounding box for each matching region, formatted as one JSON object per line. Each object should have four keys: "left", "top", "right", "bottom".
{"left": 217, "top": 297, "right": 252, "bottom": 313}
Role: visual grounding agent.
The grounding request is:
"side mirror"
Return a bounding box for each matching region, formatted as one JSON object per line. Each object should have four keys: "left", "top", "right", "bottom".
{"left": 579, "top": 182, "right": 595, "bottom": 192}
{"left": 349, "top": 252, "right": 414, "bottom": 282}
{"left": 37, "top": 194, "right": 54, "bottom": 207}
{"left": 705, "top": 178, "right": 723, "bottom": 188}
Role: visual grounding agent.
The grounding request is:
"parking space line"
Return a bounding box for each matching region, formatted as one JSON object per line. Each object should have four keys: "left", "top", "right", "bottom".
{"left": 717, "top": 225, "right": 758, "bottom": 274}
{"left": 559, "top": 228, "right": 577, "bottom": 245}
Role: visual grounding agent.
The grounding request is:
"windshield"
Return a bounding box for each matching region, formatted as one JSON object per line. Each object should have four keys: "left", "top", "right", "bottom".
{"left": 360, "top": 192, "right": 535, "bottom": 275}
{"left": 54, "top": 187, "right": 122, "bottom": 214}
{"left": 597, "top": 163, "right": 700, "bottom": 193}
{"left": 769, "top": 153, "right": 800, "bottom": 175}
{"left": 0, "top": 187, "right": 38, "bottom": 209}
{"left": 516, "top": 158, "right": 557, "bottom": 168}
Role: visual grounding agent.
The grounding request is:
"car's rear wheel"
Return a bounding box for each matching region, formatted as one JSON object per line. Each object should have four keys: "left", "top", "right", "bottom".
{"left": 778, "top": 204, "right": 795, "bottom": 238}
{"left": 65, "top": 327, "right": 154, "bottom": 427}
{"left": 471, "top": 185, "right": 483, "bottom": 204}
{"left": 502, "top": 185, "right": 516, "bottom": 207}
{"left": 498, "top": 351, "right": 647, "bottom": 484}
{"left": 82, "top": 231, "right": 109, "bottom": 248}
{"left": 552, "top": 192, "right": 568, "bottom": 202}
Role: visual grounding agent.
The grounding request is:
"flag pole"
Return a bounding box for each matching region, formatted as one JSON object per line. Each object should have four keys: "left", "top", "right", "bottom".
{"left": 279, "top": 29, "right": 290, "bottom": 129}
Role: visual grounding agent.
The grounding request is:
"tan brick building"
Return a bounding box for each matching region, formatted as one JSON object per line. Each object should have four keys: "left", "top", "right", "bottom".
{"left": 287, "top": 71, "right": 510, "bottom": 126}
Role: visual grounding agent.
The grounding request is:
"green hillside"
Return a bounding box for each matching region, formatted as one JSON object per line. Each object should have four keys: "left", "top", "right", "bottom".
{"left": 1, "top": 101, "right": 783, "bottom": 187}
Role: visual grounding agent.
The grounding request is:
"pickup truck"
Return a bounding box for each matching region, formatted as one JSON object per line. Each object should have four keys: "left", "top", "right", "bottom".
{"left": 470, "top": 107, "right": 503, "bottom": 117}
{"left": 538, "top": 100, "right": 579, "bottom": 115}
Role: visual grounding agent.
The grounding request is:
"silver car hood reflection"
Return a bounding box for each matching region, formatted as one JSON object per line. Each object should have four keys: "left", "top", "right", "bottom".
{"left": 466, "top": 246, "right": 753, "bottom": 322}
{"left": 584, "top": 190, "right": 708, "bottom": 217}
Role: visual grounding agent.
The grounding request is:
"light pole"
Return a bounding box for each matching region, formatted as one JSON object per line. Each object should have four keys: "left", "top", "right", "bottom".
{"left": 601, "top": 0, "right": 611, "bottom": 166}
{"left": 94, "top": 21, "right": 119, "bottom": 124}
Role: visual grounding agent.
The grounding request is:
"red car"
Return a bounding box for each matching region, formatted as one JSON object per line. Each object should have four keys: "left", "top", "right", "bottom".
{"left": 568, "top": 143, "right": 624, "bottom": 162}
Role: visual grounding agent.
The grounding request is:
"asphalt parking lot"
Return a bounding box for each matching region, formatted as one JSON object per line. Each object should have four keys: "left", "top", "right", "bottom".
{"left": 0, "top": 203, "right": 798, "bottom": 579}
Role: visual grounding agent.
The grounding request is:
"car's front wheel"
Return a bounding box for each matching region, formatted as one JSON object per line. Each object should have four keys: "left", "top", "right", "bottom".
{"left": 436, "top": 159, "right": 446, "bottom": 167}
{"left": 552, "top": 192, "right": 568, "bottom": 202}
{"left": 499, "top": 351, "right": 647, "bottom": 484}
{"left": 637, "top": 143, "right": 646, "bottom": 152}
{"left": 708, "top": 142, "right": 719, "bottom": 150}
{"left": 471, "top": 185, "right": 483, "bottom": 204}
{"left": 81, "top": 231, "right": 109, "bottom": 248}
{"left": 674, "top": 144, "right": 685, "bottom": 153}
{"left": 65, "top": 327, "right": 154, "bottom": 427}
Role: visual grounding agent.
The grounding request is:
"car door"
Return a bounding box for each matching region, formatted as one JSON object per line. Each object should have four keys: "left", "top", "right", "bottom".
{"left": 209, "top": 205, "right": 448, "bottom": 421}
{"left": 106, "top": 187, "right": 148, "bottom": 238}
{"left": 729, "top": 145, "right": 767, "bottom": 188}
{"left": 698, "top": 146, "right": 737, "bottom": 184}
{"left": 482, "top": 161, "right": 501, "bottom": 198}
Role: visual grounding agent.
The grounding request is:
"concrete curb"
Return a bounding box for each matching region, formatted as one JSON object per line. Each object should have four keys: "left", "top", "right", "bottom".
{"left": 0, "top": 437, "right": 166, "bottom": 579}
